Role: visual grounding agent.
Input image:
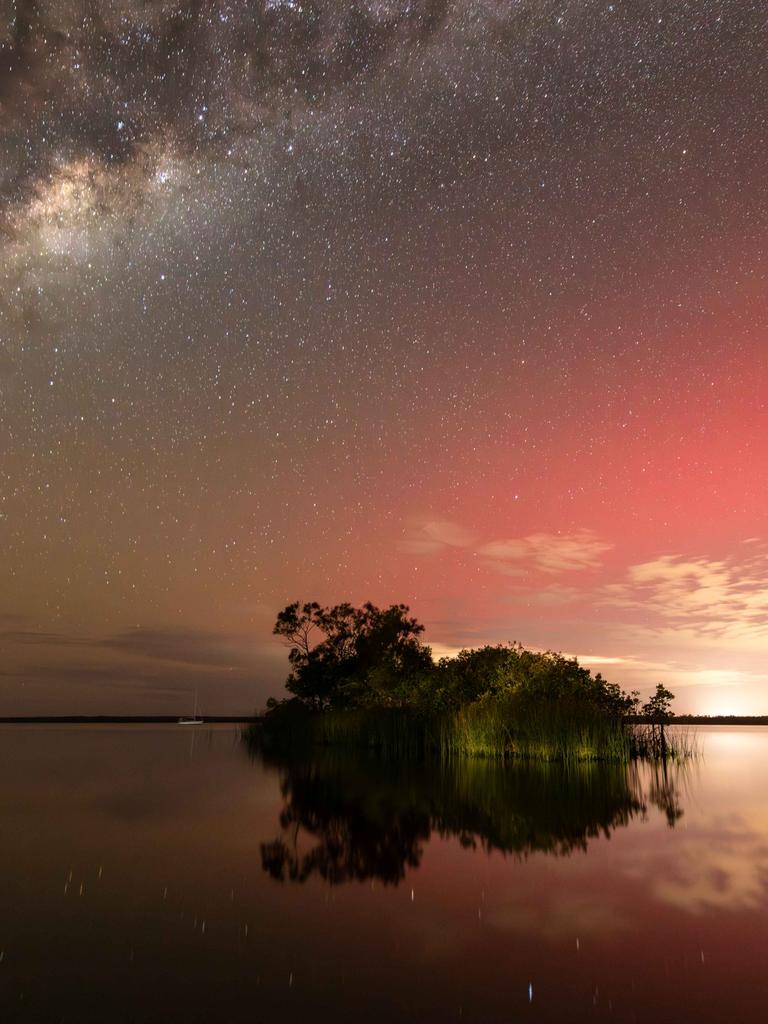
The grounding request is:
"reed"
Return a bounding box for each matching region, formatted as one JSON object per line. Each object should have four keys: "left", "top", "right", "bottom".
{"left": 253, "top": 696, "right": 646, "bottom": 763}
{"left": 311, "top": 708, "right": 427, "bottom": 758}
{"left": 438, "top": 695, "right": 631, "bottom": 763}
{"left": 629, "top": 723, "right": 698, "bottom": 762}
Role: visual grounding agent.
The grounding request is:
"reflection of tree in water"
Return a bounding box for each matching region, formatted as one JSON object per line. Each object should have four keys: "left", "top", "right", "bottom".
{"left": 261, "top": 760, "right": 430, "bottom": 885}
{"left": 256, "top": 752, "right": 688, "bottom": 886}
{"left": 644, "top": 761, "right": 686, "bottom": 827}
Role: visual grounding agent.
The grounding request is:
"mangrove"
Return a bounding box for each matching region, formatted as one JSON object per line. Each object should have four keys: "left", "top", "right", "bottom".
{"left": 255, "top": 600, "right": 684, "bottom": 762}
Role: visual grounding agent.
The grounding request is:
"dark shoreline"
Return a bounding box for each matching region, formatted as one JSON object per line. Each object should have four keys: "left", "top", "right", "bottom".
{"left": 1, "top": 715, "right": 765, "bottom": 726}
{"left": 636, "top": 715, "right": 768, "bottom": 726}
{"left": 0, "top": 715, "right": 264, "bottom": 724}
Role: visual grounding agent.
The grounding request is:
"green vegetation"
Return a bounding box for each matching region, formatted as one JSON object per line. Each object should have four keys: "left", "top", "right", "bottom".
{"left": 257, "top": 600, "right": 689, "bottom": 762}
{"left": 635, "top": 683, "right": 676, "bottom": 759}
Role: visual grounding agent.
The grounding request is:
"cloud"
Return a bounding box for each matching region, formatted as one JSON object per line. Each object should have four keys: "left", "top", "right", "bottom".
{"left": 0, "top": 628, "right": 94, "bottom": 648}
{"left": 0, "top": 622, "right": 284, "bottom": 713}
{"left": 622, "top": 818, "right": 768, "bottom": 915}
{"left": 477, "top": 558, "right": 529, "bottom": 578}
{"left": 520, "top": 583, "right": 584, "bottom": 605}
{"left": 402, "top": 521, "right": 612, "bottom": 576}
{"left": 567, "top": 654, "right": 631, "bottom": 666}
{"left": 428, "top": 641, "right": 467, "bottom": 660}
{"left": 400, "top": 519, "right": 477, "bottom": 554}
{"left": 600, "top": 547, "right": 768, "bottom": 647}
{"left": 0, "top": 622, "right": 250, "bottom": 669}
{"left": 484, "top": 890, "right": 632, "bottom": 941}
{"left": 402, "top": 524, "right": 768, "bottom": 703}
{"left": 479, "top": 530, "right": 613, "bottom": 575}
{"left": 97, "top": 626, "right": 251, "bottom": 669}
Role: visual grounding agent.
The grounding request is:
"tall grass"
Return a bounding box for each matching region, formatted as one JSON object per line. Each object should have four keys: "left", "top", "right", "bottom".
{"left": 629, "top": 723, "right": 698, "bottom": 762}
{"left": 438, "top": 694, "right": 631, "bottom": 763}
{"left": 253, "top": 696, "right": 650, "bottom": 764}
{"left": 311, "top": 708, "right": 428, "bottom": 759}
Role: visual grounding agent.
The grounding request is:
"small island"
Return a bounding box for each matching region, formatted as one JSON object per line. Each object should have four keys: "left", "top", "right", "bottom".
{"left": 251, "top": 600, "right": 682, "bottom": 763}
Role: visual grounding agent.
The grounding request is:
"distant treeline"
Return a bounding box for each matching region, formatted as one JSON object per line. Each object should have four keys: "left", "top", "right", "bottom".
{"left": 663, "top": 715, "right": 768, "bottom": 725}
{"left": 0, "top": 716, "right": 261, "bottom": 724}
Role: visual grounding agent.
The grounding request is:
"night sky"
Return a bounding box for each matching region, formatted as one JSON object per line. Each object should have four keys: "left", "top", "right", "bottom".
{"left": 2, "top": 1, "right": 767, "bottom": 715}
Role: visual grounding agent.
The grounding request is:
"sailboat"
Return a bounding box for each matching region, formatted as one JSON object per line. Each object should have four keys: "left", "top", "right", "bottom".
{"left": 178, "top": 690, "right": 204, "bottom": 725}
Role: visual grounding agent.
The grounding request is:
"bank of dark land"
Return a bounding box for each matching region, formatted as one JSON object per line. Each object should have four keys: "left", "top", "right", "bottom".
{"left": 0, "top": 716, "right": 262, "bottom": 724}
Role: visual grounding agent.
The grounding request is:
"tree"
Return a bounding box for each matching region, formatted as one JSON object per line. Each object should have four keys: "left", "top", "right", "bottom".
{"left": 642, "top": 683, "right": 675, "bottom": 758}
{"left": 273, "top": 600, "right": 432, "bottom": 710}
{"left": 642, "top": 683, "right": 675, "bottom": 724}
{"left": 595, "top": 678, "right": 640, "bottom": 719}
{"left": 434, "top": 644, "right": 524, "bottom": 709}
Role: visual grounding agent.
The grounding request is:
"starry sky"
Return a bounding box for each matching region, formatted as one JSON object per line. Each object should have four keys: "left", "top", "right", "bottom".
{"left": 2, "top": 0, "right": 768, "bottom": 715}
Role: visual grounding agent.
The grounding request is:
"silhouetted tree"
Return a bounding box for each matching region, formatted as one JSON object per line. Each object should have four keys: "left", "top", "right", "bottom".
{"left": 432, "top": 644, "right": 639, "bottom": 723}
{"left": 642, "top": 683, "right": 675, "bottom": 758}
{"left": 273, "top": 600, "right": 432, "bottom": 710}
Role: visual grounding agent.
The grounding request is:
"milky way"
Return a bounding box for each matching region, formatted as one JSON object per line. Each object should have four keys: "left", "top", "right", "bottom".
{"left": 2, "top": 1, "right": 768, "bottom": 713}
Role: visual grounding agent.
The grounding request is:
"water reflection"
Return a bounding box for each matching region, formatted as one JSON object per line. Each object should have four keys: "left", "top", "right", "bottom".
{"left": 256, "top": 750, "right": 687, "bottom": 886}
{"left": 4, "top": 726, "right": 768, "bottom": 1023}
{"left": 647, "top": 759, "right": 686, "bottom": 827}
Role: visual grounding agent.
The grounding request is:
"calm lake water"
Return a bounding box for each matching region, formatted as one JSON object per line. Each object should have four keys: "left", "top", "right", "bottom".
{"left": 1, "top": 725, "right": 767, "bottom": 1022}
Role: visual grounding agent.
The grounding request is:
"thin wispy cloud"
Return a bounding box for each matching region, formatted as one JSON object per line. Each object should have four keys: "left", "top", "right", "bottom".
{"left": 601, "top": 545, "right": 768, "bottom": 647}
{"left": 479, "top": 531, "right": 613, "bottom": 575}
{"left": 402, "top": 521, "right": 612, "bottom": 577}
{"left": 403, "top": 524, "right": 768, "bottom": 700}
{"left": 400, "top": 519, "right": 477, "bottom": 555}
